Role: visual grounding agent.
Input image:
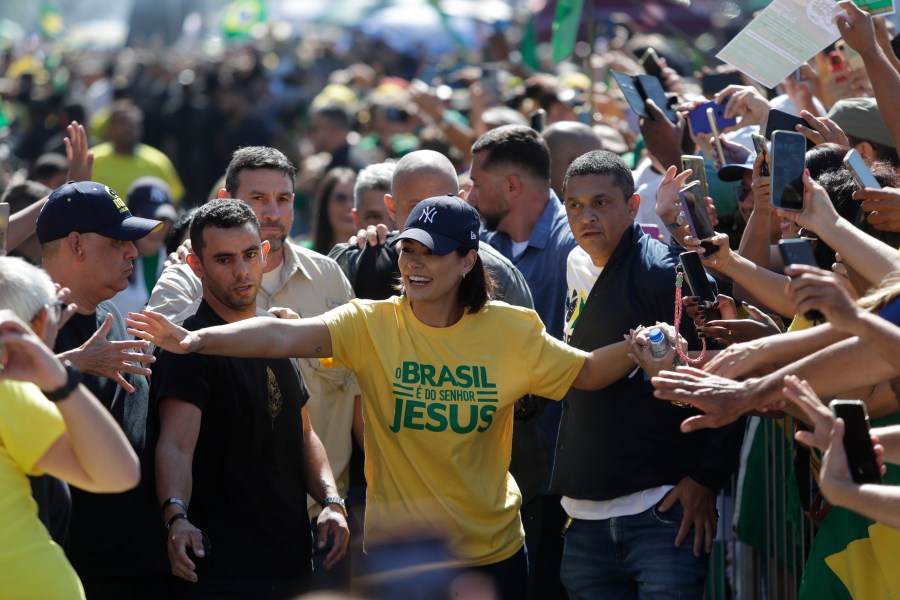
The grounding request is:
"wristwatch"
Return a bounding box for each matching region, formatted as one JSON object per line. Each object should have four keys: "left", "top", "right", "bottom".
{"left": 42, "top": 360, "right": 82, "bottom": 402}
{"left": 665, "top": 211, "right": 687, "bottom": 232}
{"left": 321, "top": 496, "right": 348, "bottom": 517}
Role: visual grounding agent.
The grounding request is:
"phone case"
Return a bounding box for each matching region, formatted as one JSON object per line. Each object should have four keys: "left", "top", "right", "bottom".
{"left": 843, "top": 149, "right": 881, "bottom": 190}
{"left": 687, "top": 100, "right": 736, "bottom": 137}
{"left": 681, "top": 156, "right": 709, "bottom": 198}
{"left": 751, "top": 134, "right": 770, "bottom": 176}
{"left": 830, "top": 400, "right": 882, "bottom": 484}
{"left": 679, "top": 251, "right": 717, "bottom": 303}
{"left": 679, "top": 182, "right": 718, "bottom": 255}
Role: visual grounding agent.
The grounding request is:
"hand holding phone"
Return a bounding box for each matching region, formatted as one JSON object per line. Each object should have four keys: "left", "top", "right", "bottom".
{"left": 751, "top": 133, "right": 769, "bottom": 177}
{"left": 843, "top": 149, "right": 881, "bottom": 191}
{"left": 829, "top": 400, "right": 882, "bottom": 485}
{"left": 778, "top": 238, "right": 825, "bottom": 322}
{"left": 687, "top": 99, "right": 737, "bottom": 138}
{"left": 679, "top": 182, "right": 718, "bottom": 256}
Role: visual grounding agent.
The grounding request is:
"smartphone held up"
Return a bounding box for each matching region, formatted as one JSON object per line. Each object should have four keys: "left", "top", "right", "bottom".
{"left": 770, "top": 131, "right": 806, "bottom": 211}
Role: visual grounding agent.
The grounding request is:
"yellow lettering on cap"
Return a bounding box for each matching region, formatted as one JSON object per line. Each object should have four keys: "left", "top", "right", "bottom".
{"left": 106, "top": 186, "right": 128, "bottom": 213}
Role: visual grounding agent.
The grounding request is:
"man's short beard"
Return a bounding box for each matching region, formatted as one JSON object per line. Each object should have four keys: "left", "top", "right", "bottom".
{"left": 265, "top": 234, "right": 287, "bottom": 253}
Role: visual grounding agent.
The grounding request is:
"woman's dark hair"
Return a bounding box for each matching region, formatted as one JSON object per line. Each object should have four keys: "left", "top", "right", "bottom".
{"left": 312, "top": 167, "right": 356, "bottom": 255}
{"left": 456, "top": 248, "right": 494, "bottom": 314}
{"left": 166, "top": 207, "right": 198, "bottom": 256}
{"left": 394, "top": 245, "right": 495, "bottom": 314}
{"left": 805, "top": 144, "right": 900, "bottom": 268}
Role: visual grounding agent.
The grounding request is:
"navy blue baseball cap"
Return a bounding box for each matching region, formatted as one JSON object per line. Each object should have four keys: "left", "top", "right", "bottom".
{"left": 391, "top": 195, "right": 480, "bottom": 255}
{"left": 37, "top": 181, "right": 163, "bottom": 244}
{"left": 717, "top": 155, "right": 757, "bottom": 182}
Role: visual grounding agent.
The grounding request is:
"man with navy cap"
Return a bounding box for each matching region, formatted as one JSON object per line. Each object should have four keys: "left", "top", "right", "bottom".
{"left": 37, "top": 180, "right": 170, "bottom": 598}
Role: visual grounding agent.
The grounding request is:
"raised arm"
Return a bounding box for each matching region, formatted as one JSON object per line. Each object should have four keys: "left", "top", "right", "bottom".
{"left": 837, "top": 1, "right": 900, "bottom": 152}
{"left": 127, "top": 310, "right": 333, "bottom": 359}
{"left": 0, "top": 313, "right": 139, "bottom": 493}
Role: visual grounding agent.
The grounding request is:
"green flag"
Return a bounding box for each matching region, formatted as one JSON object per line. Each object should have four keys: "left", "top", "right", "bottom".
{"left": 220, "top": 0, "right": 266, "bottom": 40}
{"left": 551, "top": 0, "right": 584, "bottom": 63}
{"left": 520, "top": 13, "right": 539, "bottom": 71}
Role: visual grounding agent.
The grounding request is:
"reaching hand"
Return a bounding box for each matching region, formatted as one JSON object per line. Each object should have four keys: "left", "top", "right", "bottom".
{"left": 652, "top": 366, "right": 760, "bottom": 431}
{"left": 786, "top": 375, "right": 835, "bottom": 451}
{"left": 163, "top": 239, "right": 193, "bottom": 270}
{"left": 715, "top": 85, "right": 771, "bottom": 127}
{"left": 796, "top": 110, "right": 850, "bottom": 147}
{"left": 852, "top": 187, "right": 900, "bottom": 233}
{"left": 350, "top": 224, "right": 390, "bottom": 249}
{"left": 784, "top": 264, "right": 864, "bottom": 333}
{"left": 836, "top": 1, "right": 879, "bottom": 58}
{"left": 699, "top": 298, "right": 781, "bottom": 344}
{"left": 775, "top": 169, "right": 839, "bottom": 233}
{"left": 60, "top": 313, "right": 154, "bottom": 393}
{"left": 126, "top": 311, "right": 194, "bottom": 354}
{"left": 64, "top": 121, "right": 93, "bottom": 183}
{"left": 655, "top": 165, "right": 694, "bottom": 235}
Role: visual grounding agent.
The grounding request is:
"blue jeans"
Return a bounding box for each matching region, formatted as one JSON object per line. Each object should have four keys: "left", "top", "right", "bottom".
{"left": 560, "top": 501, "right": 708, "bottom": 600}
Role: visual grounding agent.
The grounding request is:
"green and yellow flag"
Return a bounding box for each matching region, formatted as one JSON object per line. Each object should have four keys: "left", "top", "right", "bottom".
{"left": 220, "top": 0, "right": 266, "bottom": 40}
{"left": 39, "top": 0, "right": 64, "bottom": 39}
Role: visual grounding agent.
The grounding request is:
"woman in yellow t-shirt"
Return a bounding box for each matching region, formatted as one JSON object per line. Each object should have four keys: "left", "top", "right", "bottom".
{"left": 131, "top": 196, "right": 639, "bottom": 598}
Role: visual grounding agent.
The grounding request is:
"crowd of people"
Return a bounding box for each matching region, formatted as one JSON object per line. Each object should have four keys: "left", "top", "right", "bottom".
{"left": 3, "top": 0, "right": 900, "bottom": 599}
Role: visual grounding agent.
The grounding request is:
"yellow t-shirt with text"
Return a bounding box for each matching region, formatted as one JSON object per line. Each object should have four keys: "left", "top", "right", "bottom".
{"left": 321, "top": 296, "right": 587, "bottom": 566}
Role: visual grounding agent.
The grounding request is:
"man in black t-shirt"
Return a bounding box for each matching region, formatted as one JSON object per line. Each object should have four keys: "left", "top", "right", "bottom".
{"left": 37, "top": 181, "right": 168, "bottom": 598}
{"left": 152, "top": 199, "right": 349, "bottom": 598}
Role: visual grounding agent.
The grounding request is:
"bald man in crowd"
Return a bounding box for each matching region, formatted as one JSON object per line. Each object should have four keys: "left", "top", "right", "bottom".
{"left": 541, "top": 121, "right": 604, "bottom": 199}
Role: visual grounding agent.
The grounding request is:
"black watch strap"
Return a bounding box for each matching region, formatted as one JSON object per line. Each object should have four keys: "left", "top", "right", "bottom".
{"left": 43, "top": 360, "right": 82, "bottom": 402}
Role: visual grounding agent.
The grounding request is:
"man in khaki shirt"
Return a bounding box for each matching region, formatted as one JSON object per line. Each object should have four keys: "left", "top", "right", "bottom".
{"left": 147, "top": 147, "right": 360, "bottom": 590}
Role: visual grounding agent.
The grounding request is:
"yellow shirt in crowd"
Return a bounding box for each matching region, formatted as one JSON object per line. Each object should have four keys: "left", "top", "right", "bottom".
{"left": 321, "top": 296, "right": 587, "bottom": 566}
{"left": 0, "top": 380, "right": 83, "bottom": 599}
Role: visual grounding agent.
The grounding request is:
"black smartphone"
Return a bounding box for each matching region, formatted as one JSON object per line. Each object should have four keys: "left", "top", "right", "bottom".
{"left": 529, "top": 109, "right": 547, "bottom": 132}
{"left": 687, "top": 99, "right": 736, "bottom": 137}
{"left": 679, "top": 251, "right": 717, "bottom": 305}
{"left": 843, "top": 149, "right": 881, "bottom": 191}
{"left": 611, "top": 70, "right": 649, "bottom": 119}
{"left": 778, "top": 238, "right": 825, "bottom": 321}
{"left": 639, "top": 47, "right": 664, "bottom": 78}
{"left": 636, "top": 75, "right": 677, "bottom": 122}
{"left": 770, "top": 130, "right": 806, "bottom": 211}
{"left": 679, "top": 181, "right": 718, "bottom": 256}
{"left": 700, "top": 71, "right": 742, "bottom": 96}
{"left": 830, "top": 400, "right": 882, "bottom": 485}
{"left": 764, "top": 109, "right": 812, "bottom": 148}
{"left": 751, "top": 133, "right": 770, "bottom": 177}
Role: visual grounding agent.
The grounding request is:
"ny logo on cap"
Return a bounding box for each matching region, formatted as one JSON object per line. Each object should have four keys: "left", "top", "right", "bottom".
{"left": 419, "top": 206, "right": 437, "bottom": 224}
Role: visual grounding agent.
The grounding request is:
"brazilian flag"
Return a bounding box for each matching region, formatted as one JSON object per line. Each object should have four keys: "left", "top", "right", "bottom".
{"left": 220, "top": 0, "right": 266, "bottom": 40}
{"left": 39, "top": 0, "right": 64, "bottom": 39}
{"left": 798, "top": 412, "right": 900, "bottom": 599}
